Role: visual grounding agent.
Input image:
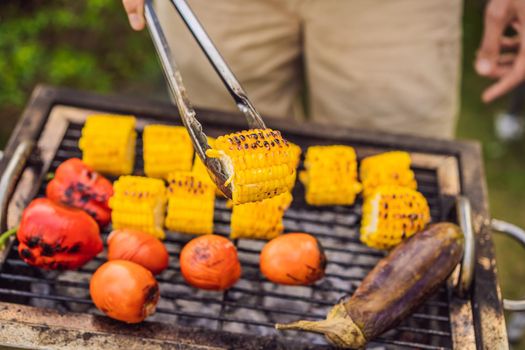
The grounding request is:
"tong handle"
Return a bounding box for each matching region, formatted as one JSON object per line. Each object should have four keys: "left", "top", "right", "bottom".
{"left": 144, "top": 0, "right": 207, "bottom": 160}
{"left": 145, "top": 0, "right": 233, "bottom": 198}
{"left": 169, "top": 0, "right": 265, "bottom": 129}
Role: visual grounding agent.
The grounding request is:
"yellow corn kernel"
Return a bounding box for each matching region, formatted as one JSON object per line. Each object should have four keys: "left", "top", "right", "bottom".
{"left": 79, "top": 114, "right": 136, "bottom": 175}
{"left": 143, "top": 124, "right": 194, "bottom": 178}
{"left": 287, "top": 142, "right": 302, "bottom": 191}
{"left": 230, "top": 192, "right": 293, "bottom": 240}
{"left": 109, "top": 176, "right": 167, "bottom": 239}
{"left": 191, "top": 137, "right": 224, "bottom": 196}
{"left": 360, "top": 151, "right": 417, "bottom": 197}
{"left": 300, "top": 145, "right": 362, "bottom": 206}
{"left": 209, "top": 129, "right": 297, "bottom": 204}
{"left": 289, "top": 142, "right": 302, "bottom": 169}
{"left": 360, "top": 185, "right": 430, "bottom": 250}
{"left": 165, "top": 171, "right": 215, "bottom": 235}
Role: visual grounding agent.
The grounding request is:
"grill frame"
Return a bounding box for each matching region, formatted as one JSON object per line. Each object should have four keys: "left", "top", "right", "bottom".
{"left": 0, "top": 86, "right": 507, "bottom": 349}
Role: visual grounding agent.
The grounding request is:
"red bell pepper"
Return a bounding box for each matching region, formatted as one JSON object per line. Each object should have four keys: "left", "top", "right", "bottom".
{"left": 17, "top": 198, "right": 103, "bottom": 270}
{"left": 46, "top": 158, "right": 113, "bottom": 227}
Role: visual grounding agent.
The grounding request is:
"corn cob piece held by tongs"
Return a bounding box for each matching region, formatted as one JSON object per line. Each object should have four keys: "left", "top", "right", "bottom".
{"left": 145, "top": 0, "right": 280, "bottom": 202}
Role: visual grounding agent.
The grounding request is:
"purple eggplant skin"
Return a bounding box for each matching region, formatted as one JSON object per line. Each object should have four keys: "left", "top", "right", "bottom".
{"left": 346, "top": 222, "right": 464, "bottom": 340}
{"left": 276, "top": 222, "right": 464, "bottom": 348}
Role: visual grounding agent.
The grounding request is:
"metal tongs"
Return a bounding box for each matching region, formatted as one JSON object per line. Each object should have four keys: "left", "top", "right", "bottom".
{"left": 144, "top": 0, "right": 266, "bottom": 199}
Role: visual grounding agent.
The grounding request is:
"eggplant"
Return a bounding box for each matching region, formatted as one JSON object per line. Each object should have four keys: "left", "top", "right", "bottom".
{"left": 276, "top": 222, "right": 464, "bottom": 348}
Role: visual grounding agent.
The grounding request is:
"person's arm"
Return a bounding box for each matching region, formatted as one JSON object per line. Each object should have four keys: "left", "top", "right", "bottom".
{"left": 476, "top": 0, "right": 525, "bottom": 102}
{"left": 123, "top": 0, "right": 145, "bottom": 31}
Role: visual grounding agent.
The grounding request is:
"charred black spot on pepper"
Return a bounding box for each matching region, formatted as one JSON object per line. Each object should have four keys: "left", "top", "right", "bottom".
{"left": 54, "top": 243, "right": 67, "bottom": 253}
{"left": 20, "top": 249, "right": 34, "bottom": 260}
{"left": 64, "top": 185, "right": 75, "bottom": 199}
{"left": 26, "top": 236, "right": 40, "bottom": 248}
{"left": 80, "top": 194, "right": 91, "bottom": 204}
{"left": 68, "top": 243, "right": 82, "bottom": 254}
{"left": 41, "top": 243, "right": 55, "bottom": 257}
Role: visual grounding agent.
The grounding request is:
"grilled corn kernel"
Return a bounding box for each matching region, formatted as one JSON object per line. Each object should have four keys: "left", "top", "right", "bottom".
{"left": 288, "top": 142, "right": 302, "bottom": 190}
{"left": 360, "top": 151, "right": 417, "bottom": 197}
{"left": 208, "top": 129, "right": 297, "bottom": 204}
{"left": 191, "top": 137, "right": 225, "bottom": 196}
{"left": 230, "top": 191, "right": 293, "bottom": 240}
{"left": 289, "top": 142, "right": 302, "bottom": 169}
{"left": 109, "top": 176, "right": 167, "bottom": 239}
{"left": 143, "top": 124, "right": 194, "bottom": 178}
{"left": 165, "top": 171, "right": 215, "bottom": 235}
{"left": 300, "top": 145, "right": 362, "bottom": 206}
{"left": 360, "top": 185, "right": 430, "bottom": 250}
{"left": 79, "top": 114, "right": 136, "bottom": 175}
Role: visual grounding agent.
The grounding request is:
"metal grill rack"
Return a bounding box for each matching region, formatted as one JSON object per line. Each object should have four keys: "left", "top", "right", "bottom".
{"left": 0, "top": 87, "right": 508, "bottom": 350}
{"left": 0, "top": 121, "right": 453, "bottom": 349}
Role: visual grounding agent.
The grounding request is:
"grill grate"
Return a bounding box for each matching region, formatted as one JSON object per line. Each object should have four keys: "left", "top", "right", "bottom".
{"left": 0, "top": 121, "right": 454, "bottom": 349}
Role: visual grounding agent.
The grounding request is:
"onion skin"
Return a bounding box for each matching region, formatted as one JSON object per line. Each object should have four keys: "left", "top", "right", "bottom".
{"left": 260, "top": 233, "right": 326, "bottom": 285}
{"left": 180, "top": 235, "right": 241, "bottom": 291}
{"left": 276, "top": 223, "right": 464, "bottom": 348}
{"left": 90, "top": 260, "right": 159, "bottom": 323}
{"left": 107, "top": 229, "right": 169, "bottom": 275}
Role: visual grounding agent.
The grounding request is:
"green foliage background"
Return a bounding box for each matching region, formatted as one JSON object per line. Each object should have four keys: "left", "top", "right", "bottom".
{"left": 0, "top": 1, "right": 162, "bottom": 145}
{"left": 1, "top": 1, "right": 525, "bottom": 347}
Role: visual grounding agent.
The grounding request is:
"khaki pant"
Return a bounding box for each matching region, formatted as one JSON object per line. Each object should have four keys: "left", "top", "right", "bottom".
{"left": 156, "top": 0, "right": 462, "bottom": 138}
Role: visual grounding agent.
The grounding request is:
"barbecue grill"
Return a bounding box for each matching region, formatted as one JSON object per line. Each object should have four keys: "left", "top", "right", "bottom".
{"left": 0, "top": 85, "right": 517, "bottom": 349}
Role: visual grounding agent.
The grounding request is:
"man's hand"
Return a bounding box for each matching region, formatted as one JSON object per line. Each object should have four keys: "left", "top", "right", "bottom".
{"left": 476, "top": 0, "right": 525, "bottom": 102}
{"left": 123, "top": 0, "right": 145, "bottom": 31}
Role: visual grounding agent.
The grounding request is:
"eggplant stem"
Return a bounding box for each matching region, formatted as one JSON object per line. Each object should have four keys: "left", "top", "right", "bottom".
{"left": 275, "top": 303, "right": 367, "bottom": 349}
{"left": 276, "top": 319, "right": 334, "bottom": 333}
{"left": 0, "top": 227, "right": 17, "bottom": 249}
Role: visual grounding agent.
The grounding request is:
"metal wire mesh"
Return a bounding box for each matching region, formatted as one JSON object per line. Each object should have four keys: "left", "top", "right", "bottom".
{"left": 0, "top": 122, "right": 453, "bottom": 349}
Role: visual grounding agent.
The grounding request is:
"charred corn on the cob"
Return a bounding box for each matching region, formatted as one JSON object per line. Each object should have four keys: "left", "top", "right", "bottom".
{"left": 165, "top": 171, "right": 215, "bottom": 235}
{"left": 207, "top": 129, "right": 296, "bottom": 204}
{"left": 109, "top": 176, "right": 167, "bottom": 239}
{"left": 360, "top": 185, "right": 430, "bottom": 249}
{"left": 360, "top": 151, "right": 417, "bottom": 197}
{"left": 230, "top": 192, "right": 293, "bottom": 240}
{"left": 79, "top": 114, "right": 136, "bottom": 175}
{"left": 143, "top": 124, "right": 194, "bottom": 178}
{"left": 300, "top": 145, "right": 362, "bottom": 206}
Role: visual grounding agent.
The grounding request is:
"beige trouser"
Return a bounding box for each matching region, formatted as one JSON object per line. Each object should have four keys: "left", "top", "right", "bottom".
{"left": 156, "top": 0, "right": 462, "bottom": 138}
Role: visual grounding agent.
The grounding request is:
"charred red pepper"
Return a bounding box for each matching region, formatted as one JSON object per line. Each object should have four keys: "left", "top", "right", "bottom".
{"left": 17, "top": 198, "right": 103, "bottom": 270}
{"left": 46, "top": 158, "right": 113, "bottom": 227}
